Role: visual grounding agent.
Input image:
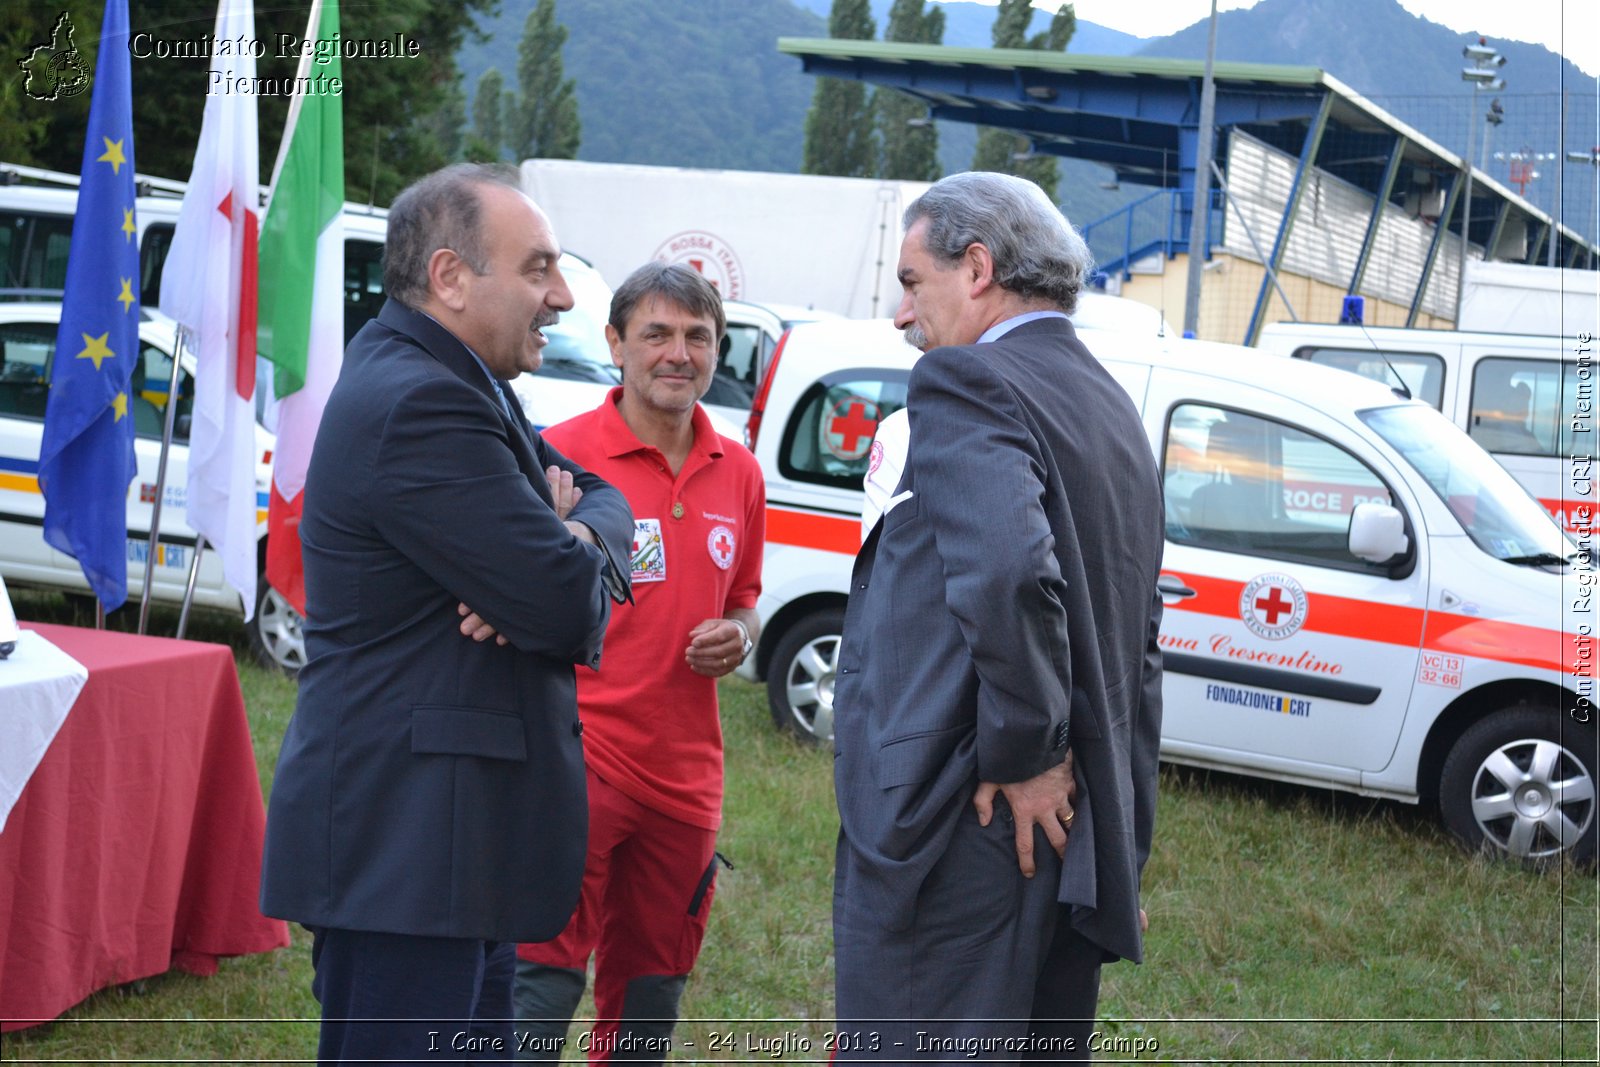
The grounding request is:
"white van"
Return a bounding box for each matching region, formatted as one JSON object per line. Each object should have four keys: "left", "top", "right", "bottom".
{"left": 742, "top": 316, "right": 1594, "bottom": 865}
{"left": 714, "top": 300, "right": 840, "bottom": 413}
{"left": 1, "top": 169, "right": 382, "bottom": 670}
{"left": 0, "top": 257, "right": 622, "bottom": 668}
{"left": 0, "top": 166, "right": 631, "bottom": 668}
{"left": 0, "top": 301, "right": 286, "bottom": 649}
{"left": 0, "top": 163, "right": 393, "bottom": 345}
{"left": 1255, "top": 322, "right": 1594, "bottom": 533}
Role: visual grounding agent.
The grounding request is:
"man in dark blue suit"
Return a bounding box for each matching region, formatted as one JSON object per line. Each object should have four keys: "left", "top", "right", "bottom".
{"left": 832, "top": 172, "right": 1164, "bottom": 1062}
{"left": 261, "top": 164, "right": 632, "bottom": 1063}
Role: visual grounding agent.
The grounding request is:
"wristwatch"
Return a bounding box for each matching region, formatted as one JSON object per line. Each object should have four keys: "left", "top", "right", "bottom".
{"left": 730, "top": 619, "right": 754, "bottom": 661}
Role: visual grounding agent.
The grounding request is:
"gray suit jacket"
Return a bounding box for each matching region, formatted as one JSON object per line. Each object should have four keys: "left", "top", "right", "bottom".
{"left": 261, "top": 299, "right": 633, "bottom": 943}
{"left": 833, "top": 316, "right": 1164, "bottom": 964}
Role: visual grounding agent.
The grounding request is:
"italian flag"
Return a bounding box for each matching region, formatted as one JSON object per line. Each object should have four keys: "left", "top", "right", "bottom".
{"left": 257, "top": 0, "right": 343, "bottom": 616}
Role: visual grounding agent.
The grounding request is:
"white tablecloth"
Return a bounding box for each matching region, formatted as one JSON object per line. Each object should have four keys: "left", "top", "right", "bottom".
{"left": 0, "top": 630, "right": 88, "bottom": 833}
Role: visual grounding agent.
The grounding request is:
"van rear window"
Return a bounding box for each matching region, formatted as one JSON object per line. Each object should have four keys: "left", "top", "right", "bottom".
{"left": 1467, "top": 356, "right": 1573, "bottom": 459}
{"left": 778, "top": 370, "right": 910, "bottom": 492}
{"left": 1293, "top": 347, "right": 1444, "bottom": 409}
{"left": 0, "top": 212, "right": 74, "bottom": 295}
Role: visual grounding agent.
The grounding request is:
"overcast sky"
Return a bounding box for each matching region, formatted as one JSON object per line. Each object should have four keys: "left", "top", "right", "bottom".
{"left": 941, "top": 1, "right": 1599, "bottom": 77}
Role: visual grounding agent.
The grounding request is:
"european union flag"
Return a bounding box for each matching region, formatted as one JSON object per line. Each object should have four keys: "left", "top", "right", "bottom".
{"left": 38, "top": 0, "right": 141, "bottom": 611}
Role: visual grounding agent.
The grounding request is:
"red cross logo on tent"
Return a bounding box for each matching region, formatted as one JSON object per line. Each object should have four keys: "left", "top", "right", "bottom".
{"left": 1238, "top": 572, "right": 1308, "bottom": 640}
{"left": 707, "top": 525, "right": 735, "bottom": 571}
{"left": 824, "top": 396, "right": 882, "bottom": 461}
{"left": 652, "top": 230, "right": 743, "bottom": 298}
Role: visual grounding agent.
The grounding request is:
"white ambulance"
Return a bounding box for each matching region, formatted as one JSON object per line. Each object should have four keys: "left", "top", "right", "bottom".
{"left": 742, "top": 316, "right": 1595, "bottom": 865}
{"left": 1255, "top": 322, "right": 1594, "bottom": 534}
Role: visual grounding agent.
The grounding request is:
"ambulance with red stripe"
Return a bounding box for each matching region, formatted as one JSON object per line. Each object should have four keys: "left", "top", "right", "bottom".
{"left": 1255, "top": 322, "right": 1593, "bottom": 534}
{"left": 743, "top": 315, "right": 1595, "bottom": 865}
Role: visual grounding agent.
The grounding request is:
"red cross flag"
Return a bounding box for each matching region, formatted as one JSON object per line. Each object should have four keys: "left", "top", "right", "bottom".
{"left": 159, "top": 0, "right": 260, "bottom": 621}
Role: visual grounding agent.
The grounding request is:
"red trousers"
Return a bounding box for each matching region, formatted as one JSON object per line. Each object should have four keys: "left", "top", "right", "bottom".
{"left": 517, "top": 770, "right": 719, "bottom": 1062}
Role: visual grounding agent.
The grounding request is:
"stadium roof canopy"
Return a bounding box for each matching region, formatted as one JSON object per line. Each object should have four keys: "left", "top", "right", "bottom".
{"left": 777, "top": 39, "right": 1595, "bottom": 270}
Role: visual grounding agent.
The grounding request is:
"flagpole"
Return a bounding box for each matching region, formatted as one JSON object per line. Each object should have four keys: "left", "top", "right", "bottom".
{"left": 137, "top": 328, "right": 189, "bottom": 634}
{"left": 176, "top": 534, "right": 208, "bottom": 639}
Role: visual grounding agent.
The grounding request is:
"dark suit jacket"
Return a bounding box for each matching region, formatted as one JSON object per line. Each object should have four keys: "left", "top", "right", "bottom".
{"left": 833, "top": 316, "right": 1164, "bottom": 964}
{"left": 261, "top": 299, "right": 633, "bottom": 944}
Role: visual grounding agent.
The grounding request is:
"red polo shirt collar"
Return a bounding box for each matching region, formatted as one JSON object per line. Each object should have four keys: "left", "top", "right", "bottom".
{"left": 592, "top": 386, "right": 726, "bottom": 463}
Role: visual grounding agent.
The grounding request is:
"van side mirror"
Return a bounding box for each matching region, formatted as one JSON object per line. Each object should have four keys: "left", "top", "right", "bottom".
{"left": 1348, "top": 502, "right": 1409, "bottom": 564}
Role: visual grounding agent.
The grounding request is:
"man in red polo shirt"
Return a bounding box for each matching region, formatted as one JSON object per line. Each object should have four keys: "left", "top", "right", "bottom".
{"left": 512, "top": 263, "right": 764, "bottom": 1063}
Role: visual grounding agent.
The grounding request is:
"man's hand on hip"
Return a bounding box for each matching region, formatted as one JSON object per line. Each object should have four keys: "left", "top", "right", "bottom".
{"left": 973, "top": 753, "right": 1077, "bottom": 878}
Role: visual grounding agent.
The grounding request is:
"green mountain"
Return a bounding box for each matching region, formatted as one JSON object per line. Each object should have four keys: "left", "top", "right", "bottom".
{"left": 788, "top": 0, "right": 1147, "bottom": 219}
{"left": 788, "top": 0, "right": 1145, "bottom": 53}
{"left": 455, "top": 0, "right": 1148, "bottom": 229}
{"left": 456, "top": 0, "right": 1595, "bottom": 241}
{"left": 458, "top": 0, "right": 826, "bottom": 173}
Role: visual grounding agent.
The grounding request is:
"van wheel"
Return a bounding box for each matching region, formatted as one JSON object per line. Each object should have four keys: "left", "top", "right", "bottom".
{"left": 1439, "top": 705, "right": 1597, "bottom": 866}
{"left": 247, "top": 579, "right": 306, "bottom": 675}
{"left": 767, "top": 608, "right": 843, "bottom": 745}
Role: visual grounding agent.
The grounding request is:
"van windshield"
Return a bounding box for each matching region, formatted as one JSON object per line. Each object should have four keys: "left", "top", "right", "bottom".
{"left": 533, "top": 257, "right": 619, "bottom": 384}
{"left": 1361, "top": 404, "right": 1572, "bottom": 564}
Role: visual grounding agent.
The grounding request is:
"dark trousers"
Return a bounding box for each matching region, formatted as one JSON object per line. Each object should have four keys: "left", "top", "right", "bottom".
{"left": 309, "top": 926, "right": 515, "bottom": 1064}
{"left": 1025, "top": 919, "right": 1105, "bottom": 1063}
{"left": 834, "top": 803, "right": 1075, "bottom": 1064}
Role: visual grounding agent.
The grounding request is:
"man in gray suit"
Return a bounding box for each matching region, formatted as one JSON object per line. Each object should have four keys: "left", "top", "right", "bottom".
{"left": 832, "top": 171, "right": 1165, "bottom": 1063}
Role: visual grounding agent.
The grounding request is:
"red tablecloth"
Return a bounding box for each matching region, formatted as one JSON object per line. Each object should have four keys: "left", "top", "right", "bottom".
{"left": 0, "top": 623, "right": 289, "bottom": 1031}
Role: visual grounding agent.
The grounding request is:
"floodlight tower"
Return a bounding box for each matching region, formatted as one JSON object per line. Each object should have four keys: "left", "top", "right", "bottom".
{"left": 1457, "top": 37, "right": 1506, "bottom": 322}
{"left": 1569, "top": 146, "right": 1600, "bottom": 267}
{"left": 1482, "top": 97, "right": 1503, "bottom": 171}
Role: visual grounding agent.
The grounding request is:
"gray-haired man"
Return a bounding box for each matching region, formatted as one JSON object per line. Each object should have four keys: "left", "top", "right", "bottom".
{"left": 832, "top": 171, "right": 1165, "bottom": 1062}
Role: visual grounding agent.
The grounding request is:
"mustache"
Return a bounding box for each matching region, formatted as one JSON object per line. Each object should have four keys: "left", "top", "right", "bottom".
{"left": 903, "top": 323, "right": 930, "bottom": 351}
{"left": 533, "top": 310, "right": 560, "bottom": 330}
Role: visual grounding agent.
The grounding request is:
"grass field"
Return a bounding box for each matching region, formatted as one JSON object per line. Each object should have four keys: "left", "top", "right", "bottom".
{"left": 4, "top": 592, "right": 1597, "bottom": 1064}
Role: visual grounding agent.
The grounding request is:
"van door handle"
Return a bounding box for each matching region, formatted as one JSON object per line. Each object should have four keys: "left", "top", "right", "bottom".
{"left": 1158, "top": 575, "right": 1197, "bottom": 600}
